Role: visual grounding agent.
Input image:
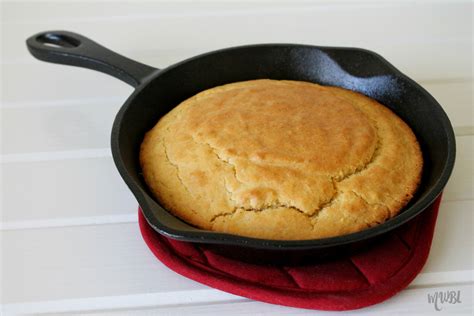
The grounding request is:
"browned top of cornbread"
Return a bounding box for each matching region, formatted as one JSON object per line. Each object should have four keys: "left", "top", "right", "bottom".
{"left": 140, "top": 79, "right": 422, "bottom": 240}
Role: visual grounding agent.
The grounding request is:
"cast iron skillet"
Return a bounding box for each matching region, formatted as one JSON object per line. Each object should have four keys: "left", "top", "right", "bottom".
{"left": 27, "top": 31, "right": 455, "bottom": 264}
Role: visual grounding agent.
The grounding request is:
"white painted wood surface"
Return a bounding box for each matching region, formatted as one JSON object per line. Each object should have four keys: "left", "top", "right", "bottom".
{"left": 1, "top": 1, "right": 472, "bottom": 315}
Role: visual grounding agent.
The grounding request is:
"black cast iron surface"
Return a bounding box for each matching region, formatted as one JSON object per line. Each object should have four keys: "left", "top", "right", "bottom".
{"left": 26, "top": 31, "right": 455, "bottom": 263}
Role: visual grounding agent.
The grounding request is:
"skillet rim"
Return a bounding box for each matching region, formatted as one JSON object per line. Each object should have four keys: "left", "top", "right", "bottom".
{"left": 111, "top": 43, "right": 456, "bottom": 250}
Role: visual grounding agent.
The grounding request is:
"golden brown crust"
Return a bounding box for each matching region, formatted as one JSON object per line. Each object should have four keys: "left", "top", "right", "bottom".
{"left": 140, "top": 79, "right": 423, "bottom": 240}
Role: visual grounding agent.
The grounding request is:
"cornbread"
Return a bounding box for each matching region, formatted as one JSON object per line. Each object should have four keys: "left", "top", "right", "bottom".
{"left": 140, "top": 79, "right": 423, "bottom": 240}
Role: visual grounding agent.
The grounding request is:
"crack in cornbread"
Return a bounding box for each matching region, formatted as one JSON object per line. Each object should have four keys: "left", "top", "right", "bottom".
{"left": 140, "top": 79, "right": 422, "bottom": 240}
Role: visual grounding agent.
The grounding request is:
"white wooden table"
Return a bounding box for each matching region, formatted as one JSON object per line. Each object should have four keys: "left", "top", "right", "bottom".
{"left": 1, "top": 2, "right": 472, "bottom": 315}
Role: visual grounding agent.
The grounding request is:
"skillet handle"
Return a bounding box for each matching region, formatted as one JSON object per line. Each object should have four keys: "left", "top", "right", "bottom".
{"left": 26, "top": 30, "right": 157, "bottom": 88}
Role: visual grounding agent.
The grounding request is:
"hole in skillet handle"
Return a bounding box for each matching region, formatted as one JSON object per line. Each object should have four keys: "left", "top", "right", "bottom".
{"left": 36, "top": 32, "right": 81, "bottom": 49}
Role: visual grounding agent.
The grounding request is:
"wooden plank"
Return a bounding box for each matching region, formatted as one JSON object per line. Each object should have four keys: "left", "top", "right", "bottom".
{"left": 0, "top": 2, "right": 428, "bottom": 24}
{"left": 421, "top": 81, "right": 473, "bottom": 129}
{"left": 443, "top": 136, "right": 474, "bottom": 202}
{"left": 1, "top": 157, "right": 137, "bottom": 224}
{"left": 0, "top": 1, "right": 372, "bottom": 23}
{"left": 1, "top": 101, "right": 121, "bottom": 154}
{"left": 1, "top": 63, "right": 133, "bottom": 105}
{"left": 2, "top": 46, "right": 470, "bottom": 105}
{"left": 2, "top": 291, "right": 243, "bottom": 315}
{"left": 2, "top": 200, "right": 472, "bottom": 308}
{"left": 455, "top": 126, "right": 474, "bottom": 136}
{"left": 1, "top": 2, "right": 472, "bottom": 91}
{"left": 53, "top": 284, "right": 474, "bottom": 315}
{"left": 0, "top": 134, "right": 470, "bottom": 224}
{"left": 3, "top": 2, "right": 470, "bottom": 61}
{"left": 2, "top": 222, "right": 205, "bottom": 304}
{"left": 1, "top": 81, "right": 472, "bottom": 154}
{"left": 420, "top": 200, "right": 473, "bottom": 276}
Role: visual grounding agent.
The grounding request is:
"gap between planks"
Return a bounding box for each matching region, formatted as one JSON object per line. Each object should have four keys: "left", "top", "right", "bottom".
{"left": 0, "top": 289, "right": 244, "bottom": 315}
{"left": 2, "top": 282, "right": 472, "bottom": 315}
{"left": 0, "top": 214, "right": 138, "bottom": 231}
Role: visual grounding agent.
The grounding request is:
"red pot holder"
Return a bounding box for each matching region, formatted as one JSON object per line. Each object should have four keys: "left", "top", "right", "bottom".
{"left": 138, "top": 195, "right": 441, "bottom": 311}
